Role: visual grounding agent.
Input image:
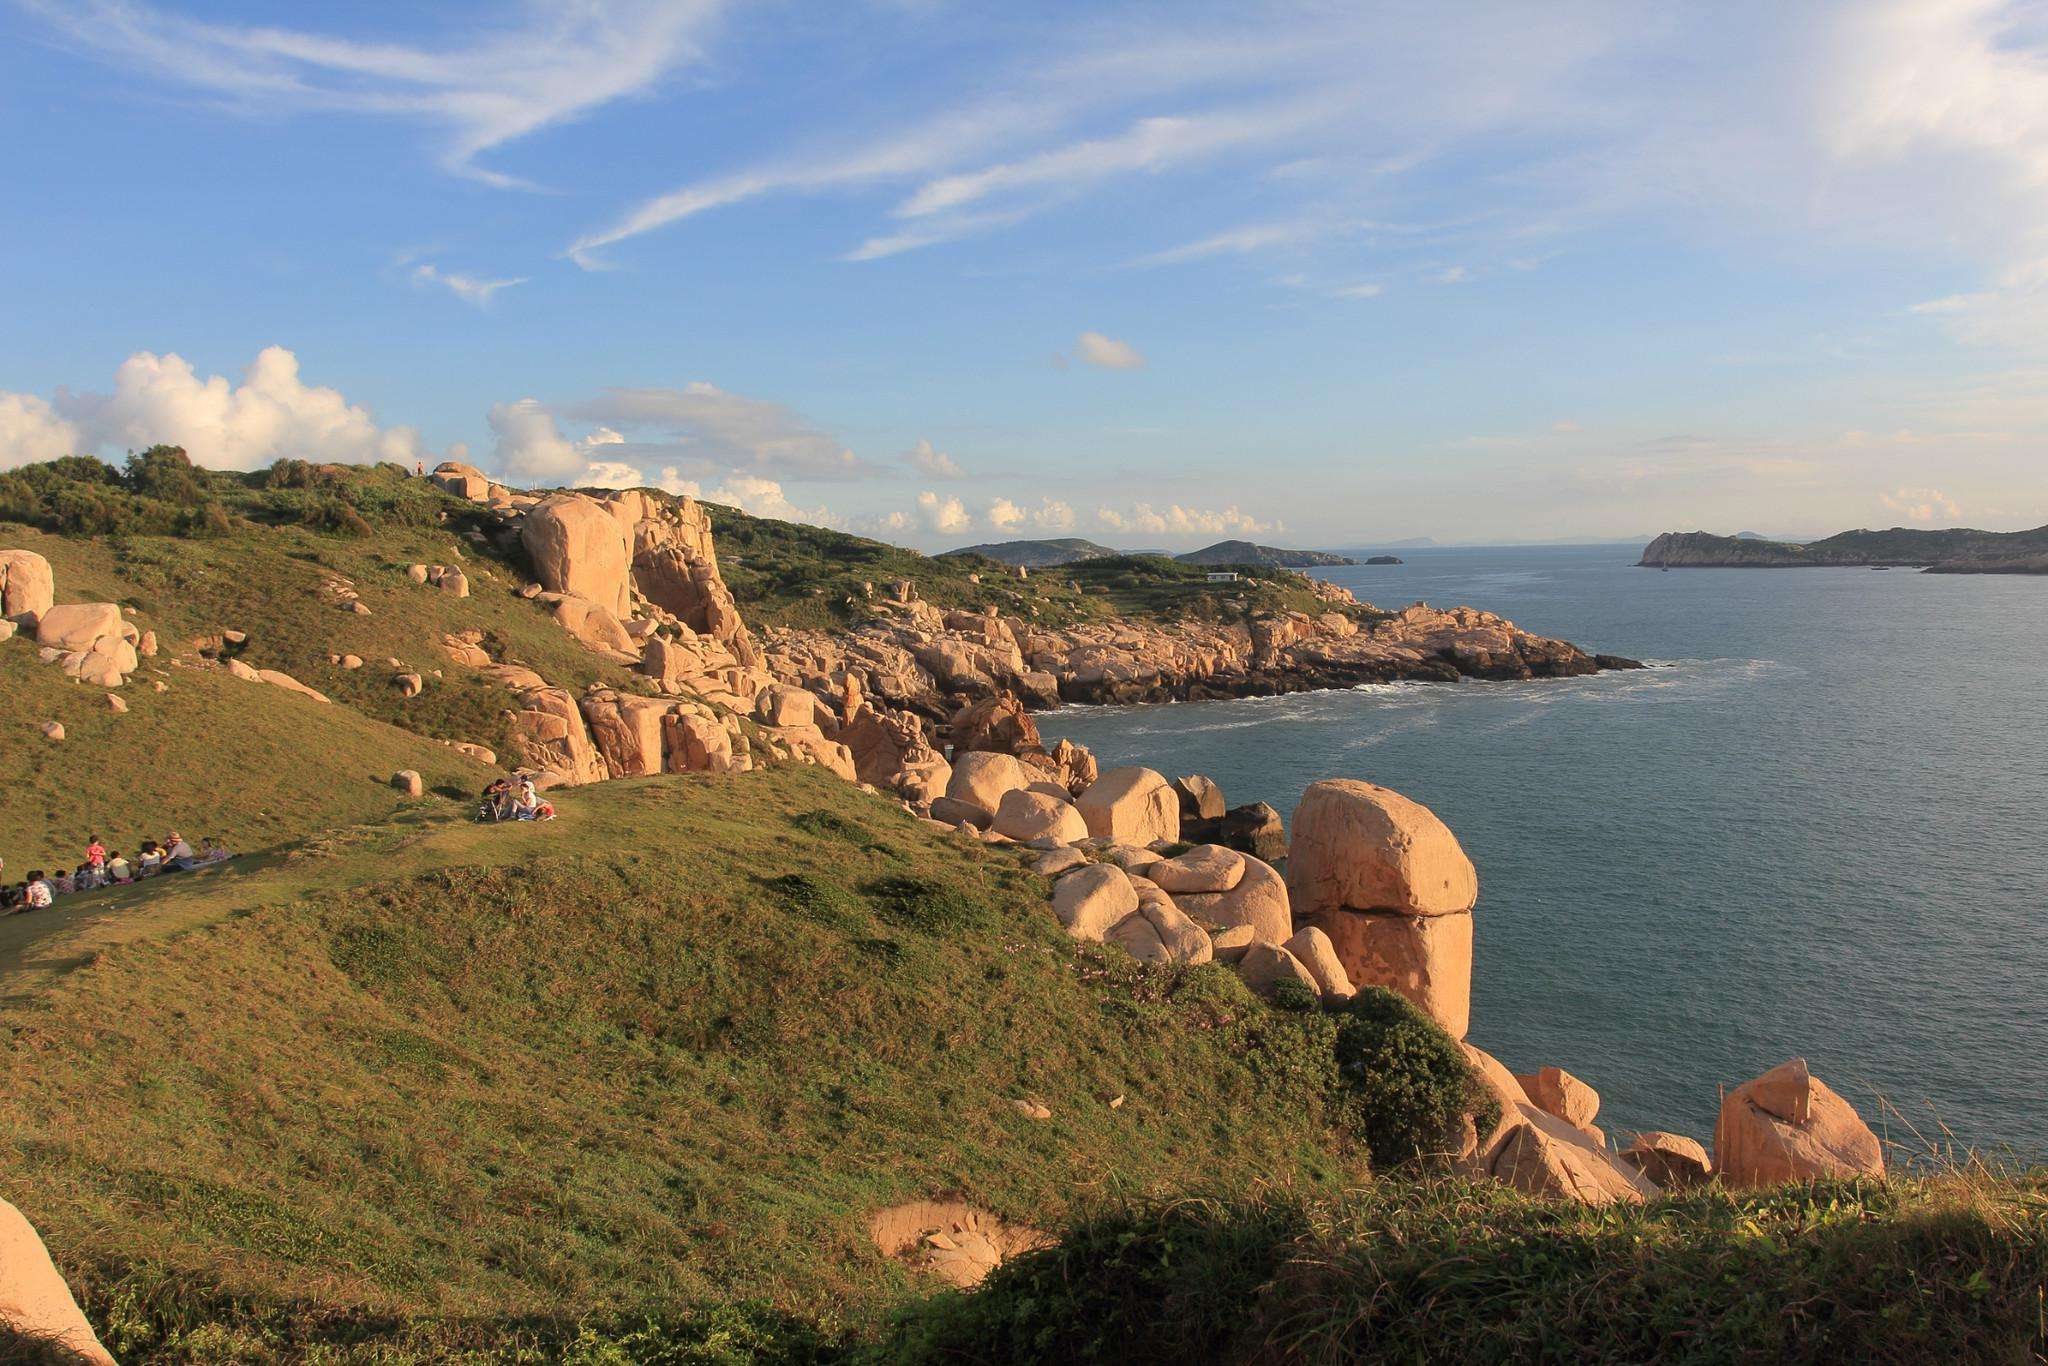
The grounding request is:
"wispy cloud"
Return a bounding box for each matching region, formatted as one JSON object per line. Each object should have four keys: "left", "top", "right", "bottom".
{"left": 412, "top": 263, "right": 527, "bottom": 307}
{"left": 902, "top": 437, "right": 964, "bottom": 478}
{"left": 21, "top": 0, "right": 726, "bottom": 188}
{"left": 1074, "top": 331, "right": 1146, "bottom": 371}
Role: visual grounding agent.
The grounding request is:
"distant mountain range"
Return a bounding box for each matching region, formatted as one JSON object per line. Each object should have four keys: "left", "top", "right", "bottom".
{"left": 1640, "top": 526, "right": 2048, "bottom": 574}
{"left": 941, "top": 538, "right": 1357, "bottom": 569}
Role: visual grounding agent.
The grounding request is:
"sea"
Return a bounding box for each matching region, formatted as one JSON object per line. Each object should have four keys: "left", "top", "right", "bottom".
{"left": 1038, "top": 545, "right": 2048, "bottom": 1160}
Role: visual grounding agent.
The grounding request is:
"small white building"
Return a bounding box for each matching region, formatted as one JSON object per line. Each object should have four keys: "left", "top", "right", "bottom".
{"left": 1205, "top": 571, "right": 1238, "bottom": 582}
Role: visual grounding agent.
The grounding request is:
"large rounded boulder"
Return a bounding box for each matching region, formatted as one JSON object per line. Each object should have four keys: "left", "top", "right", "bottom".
{"left": 1287, "top": 778, "right": 1477, "bottom": 917}
{"left": 521, "top": 493, "right": 633, "bottom": 618}
{"left": 0, "top": 549, "right": 55, "bottom": 624}
{"left": 1, "top": 1197, "right": 116, "bottom": 1364}
{"left": 1075, "top": 766, "right": 1180, "bottom": 846}
{"left": 992, "top": 789, "right": 1087, "bottom": 844}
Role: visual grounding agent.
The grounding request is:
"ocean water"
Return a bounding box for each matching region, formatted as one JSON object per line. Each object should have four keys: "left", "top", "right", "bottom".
{"left": 1039, "top": 546, "right": 2048, "bottom": 1159}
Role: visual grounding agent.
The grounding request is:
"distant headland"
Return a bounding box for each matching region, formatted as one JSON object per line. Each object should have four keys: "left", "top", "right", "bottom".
{"left": 1639, "top": 526, "right": 2048, "bottom": 574}
{"left": 942, "top": 537, "right": 1358, "bottom": 569}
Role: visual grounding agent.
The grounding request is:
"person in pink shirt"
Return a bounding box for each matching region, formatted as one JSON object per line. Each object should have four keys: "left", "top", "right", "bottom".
{"left": 85, "top": 837, "right": 107, "bottom": 869}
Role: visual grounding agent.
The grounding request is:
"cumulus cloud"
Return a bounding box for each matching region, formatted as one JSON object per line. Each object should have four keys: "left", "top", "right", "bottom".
{"left": 566, "top": 383, "right": 870, "bottom": 480}
{"left": 0, "top": 392, "right": 80, "bottom": 468}
{"left": 914, "top": 489, "right": 973, "bottom": 533}
{"left": 1094, "top": 502, "right": 1274, "bottom": 537}
{"left": 412, "top": 263, "right": 527, "bottom": 307}
{"left": 903, "top": 437, "right": 965, "bottom": 478}
{"left": 0, "top": 346, "right": 424, "bottom": 472}
{"left": 1878, "top": 485, "right": 1961, "bottom": 523}
{"left": 1033, "top": 499, "right": 1076, "bottom": 530}
{"left": 1074, "top": 331, "right": 1146, "bottom": 371}
{"left": 985, "top": 497, "right": 1024, "bottom": 530}
{"left": 660, "top": 471, "right": 834, "bottom": 525}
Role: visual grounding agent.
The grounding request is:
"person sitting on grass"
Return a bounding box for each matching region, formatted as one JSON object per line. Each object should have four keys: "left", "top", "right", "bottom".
{"left": 512, "top": 775, "right": 540, "bottom": 820}
{"left": 480, "top": 777, "right": 514, "bottom": 822}
{"left": 85, "top": 836, "right": 106, "bottom": 871}
{"left": 136, "top": 843, "right": 163, "bottom": 877}
{"left": 73, "top": 863, "right": 100, "bottom": 892}
{"left": 165, "top": 832, "right": 195, "bottom": 868}
{"left": 23, "top": 873, "right": 53, "bottom": 910}
{"left": 106, "top": 851, "right": 132, "bottom": 884}
{"left": 197, "top": 836, "right": 232, "bottom": 864}
{"left": 52, "top": 869, "right": 74, "bottom": 896}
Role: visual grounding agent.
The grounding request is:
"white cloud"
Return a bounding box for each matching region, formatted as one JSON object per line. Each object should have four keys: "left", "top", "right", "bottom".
{"left": 487, "top": 397, "right": 596, "bottom": 480}
{"left": 914, "top": 489, "right": 973, "bottom": 533}
{"left": 0, "top": 392, "right": 80, "bottom": 468}
{"left": 985, "top": 497, "right": 1024, "bottom": 530}
{"left": 25, "top": 0, "right": 727, "bottom": 189}
{"left": 902, "top": 437, "right": 964, "bottom": 478}
{"left": 567, "top": 384, "right": 868, "bottom": 480}
{"left": 1136, "top": 220, "right": 1324, "bottom": 266}
{"left": 1553, "top": 419, "right": 1583, "bottom": 433}
{"left": 1330, "top": 282, "right": 1384, "bottom": 299}
{"left": 1033, "top": 499, "right": 1076, "bottom": 530}
{"left": 661, "top": 471, "right": 834, "bottom": 525}
{"left": 3, "top": 346, "right": 424, "bottom": 472}
{"left": 1074, "top": 330, "right": 1146, "bottom": 371}
{"left": 1092, "top": 502, "right": 1272, "bottom": 538}
{"left": 1431, "top": 266, "right": 1471, "bottom": 284}
{"left": 1878, "top": 485, "right": 1961, "bottom": 523}
{"left": 412, "top": 263, "right": 527, "bottom": 307}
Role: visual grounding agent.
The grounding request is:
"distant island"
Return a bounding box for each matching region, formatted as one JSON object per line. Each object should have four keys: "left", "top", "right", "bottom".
{"left": 943, "top": 537, "right": 1358, "bottom": 569}
{"left": 1364, "top": 554, "right": 1404, "bottom": 565}
{"left": 1639, "top": 526, "right": 2048, "bottom": 574}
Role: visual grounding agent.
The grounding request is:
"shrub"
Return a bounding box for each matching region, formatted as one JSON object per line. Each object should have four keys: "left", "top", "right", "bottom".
{"left": 1330, "top": 987, "right": 1493, "bottom": 1167}
{"left": 123, "top": 445, "right": 210, "bottom": 505}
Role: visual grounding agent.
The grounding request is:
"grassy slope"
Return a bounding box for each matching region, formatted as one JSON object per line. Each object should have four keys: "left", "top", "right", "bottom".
{"left": 886, "top": 1179, "right": 2048, "bottom": 1364}
{"left": 710, "top": 503, "right": 1373, "bottom": 632}
{"left": 0, "top": 767, "right": 1361, "bottom": 1362}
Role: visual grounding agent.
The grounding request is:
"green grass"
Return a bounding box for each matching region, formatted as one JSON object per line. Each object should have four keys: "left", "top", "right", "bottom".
{"left": 707, "top": 504, "right": 1376, "bottom": 631}
{"left": 880, "top": 1176, "right": 2048, "bottom": 1364}
{"left": 0, "top": 767, "right": 1367, "bottom": 1362}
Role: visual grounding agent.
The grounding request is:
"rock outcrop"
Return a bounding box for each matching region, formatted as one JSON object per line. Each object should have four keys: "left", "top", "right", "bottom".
{"left": 1287, "top": 778, "right": 1477, "bottom": 1038}
{"left": 521, "top": 493, "right": 633, "bottom": 618}
{"left": 0, "top": 549, "right": 55, "bottom": 625}
{"left": 1075, "top": 766, "right": 1180, "bottom": 845}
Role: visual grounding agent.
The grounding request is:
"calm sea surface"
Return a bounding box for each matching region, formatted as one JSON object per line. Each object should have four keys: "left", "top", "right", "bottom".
{"left": 1039, "top": 546, "right": 2048, "bottom": 1159}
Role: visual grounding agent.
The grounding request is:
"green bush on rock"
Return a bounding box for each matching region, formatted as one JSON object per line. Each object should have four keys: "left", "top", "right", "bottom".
{"left": 1331, "top": 987, "right": 1495, "bottom": 1168}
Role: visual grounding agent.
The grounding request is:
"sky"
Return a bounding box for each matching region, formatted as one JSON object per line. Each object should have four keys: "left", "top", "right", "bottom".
{"left": 3, "top": 0, "right": 2047, "bottom": 550}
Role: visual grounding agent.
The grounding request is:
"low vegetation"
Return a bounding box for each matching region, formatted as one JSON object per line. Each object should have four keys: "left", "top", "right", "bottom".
{"left": 882, "top": 1175, "right": 2048, "bottom": 1363}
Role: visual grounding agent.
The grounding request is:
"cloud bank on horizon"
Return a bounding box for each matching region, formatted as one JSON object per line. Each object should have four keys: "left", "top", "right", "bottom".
{"left": 4, "top": 0, "right": 2048, "bottom": 546}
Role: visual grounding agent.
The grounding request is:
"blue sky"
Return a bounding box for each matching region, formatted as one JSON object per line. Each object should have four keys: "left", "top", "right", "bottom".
{"left": 3, "top": 0, "right": 2046, "bottom": 549}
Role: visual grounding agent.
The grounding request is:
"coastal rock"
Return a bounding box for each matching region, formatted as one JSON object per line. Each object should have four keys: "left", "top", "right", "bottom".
{"left": 553, "top": 595, "right": 639, "bottom": 657}
{"left": 1491, "top": 1103, "right": 1656, "bottom": 1205}
{"left": 392, "top": 770, "right": 424, "bottom": 796}
{"left": 1456, "top": 1042, "right": 1533, "bottom": 1171}
{"left": 1301, "top": 906, "right": 1472, "bottom": 1039}
{"left": 1138, "top": 892, "right": 1214, "bottom": 965}
{"left": 33, "top": 602, "right": 130, "bottom": 654}
{"left": 1173, "top": 773, "right": 1226, "bottom": 822}
{"left": 1235, "top": 941, "right": 1319, "bottom": 1001}
{"left": 1075, "top": 766, "right": 1181, "bottom": 845}
{"left": 1052, "top": 864, "right": 1139, "bottom": 942}
{"left": 1287, "top": 778, "right": 1477, "bottom": 918}
{"left": 430, "top": 460, "right": 492, "bottom": 501}
{"left": 1175, "top": 854, "right": 1291, "bottom": 945}
{"left": 0, "top": 1198, "right": 116, "bottom": 1365}
{"left": 992, "top": 789, "right": 1087, "bottom": 844}
{"left": 1623, "top": 1132, "right": 1712, "bottom": 1188}
{"left": 1031, "top": 847, "right": 1090, "bottom": 878}
{"left": 947, "top": 751, "right": 1033, "bottom": 815}
{"left": 1147, "top": 844, "right": 1245, "bottom": 894}
{"left": 1105, "top": 909, "right": 1169, "bottom": 963}
{"left": 258, "top": 668, "right": 331, "bottom": 703}
{"left": 1281, "top": 926, "right": 1355, "bottom": 1001}
{"left": 1713, "top": 1059, "right": 1884, "bottom": 1187}
{"left": 1515, "top": 1065, "right": 1601, "bottom": 1134}
{"left": 948, "top": 692, "right": 1041, "bottom": 758}
{"left": 930, "top": 795, "right": 993, "bottom": 830}
{"left": 1209, "top": 801, "right": 1288, "bottom": 863}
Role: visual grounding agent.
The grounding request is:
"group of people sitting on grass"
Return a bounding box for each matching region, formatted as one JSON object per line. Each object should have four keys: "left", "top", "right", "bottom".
{"left": 477, "top": 774, "right": 555, "bottom": 824}
{"left": 1, "top": 833, "right": 234, "bottom": 913}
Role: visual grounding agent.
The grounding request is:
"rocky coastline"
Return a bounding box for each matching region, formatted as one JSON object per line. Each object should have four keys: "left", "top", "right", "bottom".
{"left": 1641, "top": 526, "right": 2048, "bottom": 573}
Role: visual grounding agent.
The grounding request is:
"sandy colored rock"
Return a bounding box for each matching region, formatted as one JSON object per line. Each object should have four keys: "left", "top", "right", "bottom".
{"left": 1173, "top": 773, "right": 1226, "bottom": 822}
{"left": 1282, "top": 926, "right": 1355, "bottom": 1000}
{"left": 1106, "top": 910, "right": 1170, "bottom": 963}
{"left": 0, "top": 620, "right": 12, "bottom": 642}
{"left": 522, "top": 492, "right": 633, "bottom": 617}
{"left": 1138, "top": 893, "right": 1213, "bottom": 965}
{"left": 1051, "top": 864, "right": 1138, "bottom": 942}
{"left": 257, "top": 668, "right": 331, "bottom": 703}
{"left": 1456, "top": 1042, "right": 1533, "bottom": 1171}
{"left": 393, "top": 671, "right": 423, "bottom": 698}
{"left": 104, "top": 692, "right": 127, "bottom": 713}
{"left": 33, "top": 602, "right": 127, "bottom": 653}
{"left": 1175, "top": 854, "right": 1292, "bottom": 946}
{"left": 0, "top": 1197, "right": 116, "bottom": 1364}
{"left": 430, "top": 460, "right": 491, "bottom": 500}
{"left": 929, "top": 795, "right": 993, "bottom": 829}
{"left": 1209, "top": 922, "right": 1257, "bottom": 962}
{"left": 1491, "top": 1103, "right": 1657, "bottom": 1205}
{"left": 1235, "top": 941, "right": 1319, "bottom": 1001}
{"left": 1713, "top": 1058, "right": 1884, "bottom": 1188}
{"left": 1076, "top": 766, "right": 1181, "bottom": 846}
{"left": 225, "top": 657, "right": 261, "bottom": 681}
{"left": 1215, "top": 801, "right": 1288, "bottom": 863}
{"left": 392, "top": 770, "right": 424, "bottom": 797}
{"left": 436, "top": 568, "right": 470, "bottom": 597}
{"left": 407, "top": 563, "right": 430, "bottom": 583}
{"left": 992, "top": 789, "right": 1087, "bottom": 844}
{"left": 946, "top": 750, "right": 1033, "bottom": 814}
{"left": 1287, "top": 777, "right": 1478, "bottom": 917}
{"left": 756, "top": 684, "right": 818, "bottom": 729}
{"left": 137, "top": 629, "right": 156, "bottom": 657}
{"left": 38, "top": 721, "right": 64, "bottom": 741}
{"left": 1302, "top": 906, "right": 1471, "bottom": 1039}
{"left": 1515, "top": 1065, "right": 1601, "bottom": 1132}
{"left": 553, "top": 596, "right": 638, "bottom": 656}
{"left": 1031, "top": 846, "right": 1090, "bottom": 878}
{"left": 0, "top": 548, "right": 55, "bottom": 623}
{"left": 1624, "top": 1131, "right": 1712, "bottom": 1188}
{"left": 1148, "top": 843, "right": 1245, "bottom": 894}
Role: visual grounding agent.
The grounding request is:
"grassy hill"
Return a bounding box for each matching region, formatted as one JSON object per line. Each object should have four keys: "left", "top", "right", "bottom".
{"left": 0, "top": 767, "right": 1373, "bottom": 1362}
{"left": 936, "top": 537, "right": 1119, "bottom": 568}
{"left": 1173, "top": 540, "right": 1356, "bottom": 568}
